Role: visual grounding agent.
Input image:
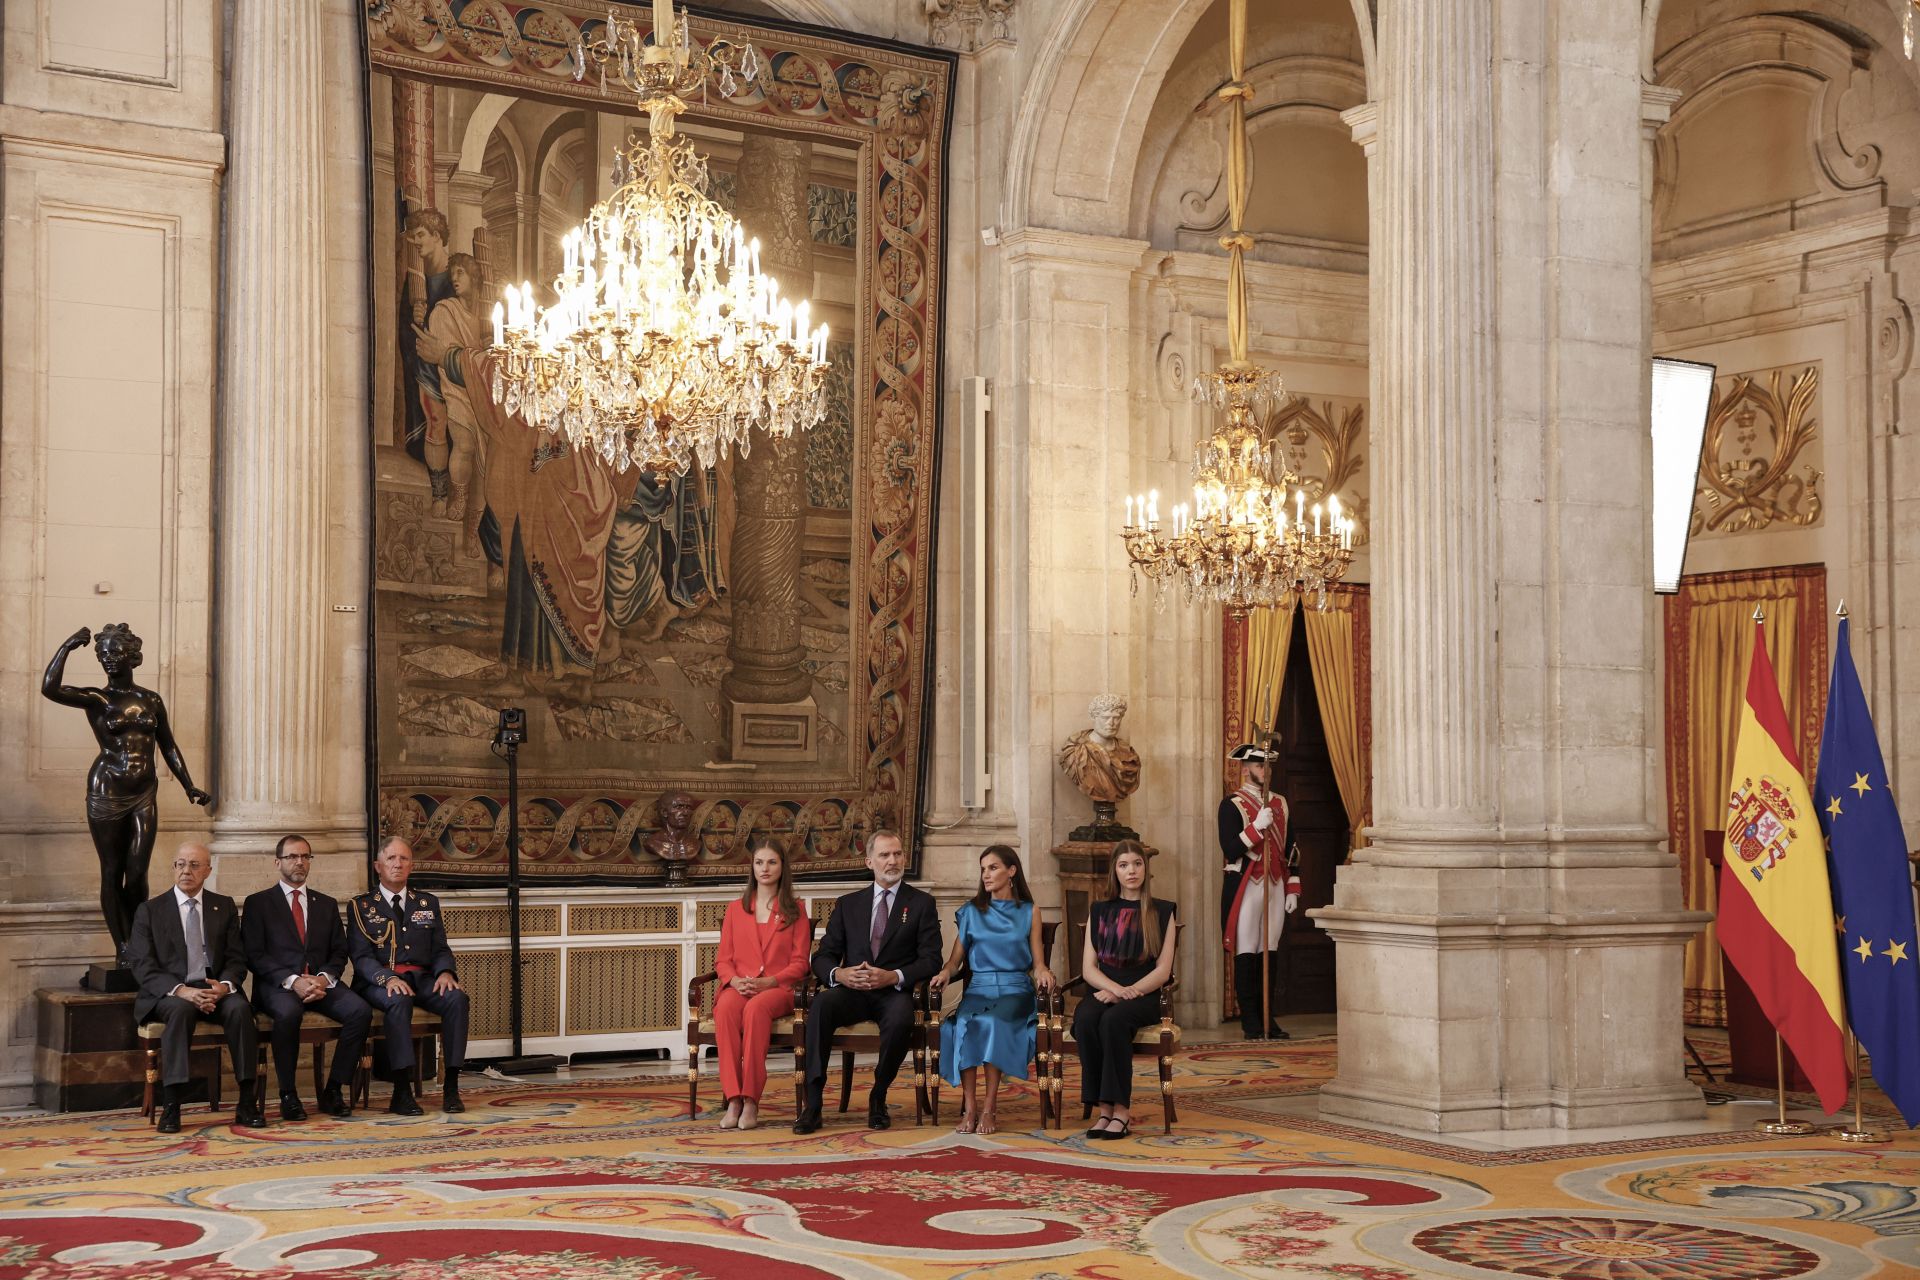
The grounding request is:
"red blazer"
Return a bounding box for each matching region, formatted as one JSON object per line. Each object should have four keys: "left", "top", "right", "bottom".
{"left": 717, "top": 899, "right": 812, "bottom": 988}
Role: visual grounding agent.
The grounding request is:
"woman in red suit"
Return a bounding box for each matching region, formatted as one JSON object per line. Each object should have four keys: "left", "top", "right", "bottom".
{"left": 714, "top": 836, "right": 810, "bottom": 1129}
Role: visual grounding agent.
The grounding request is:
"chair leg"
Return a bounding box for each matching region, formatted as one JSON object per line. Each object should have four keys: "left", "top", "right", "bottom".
{"left": 142, "top": 1042, "right": 158, "bottom": 1122}
{"left": 209, "top": 1053, "right": 223, "bottom": 1112}
{"left": 356, "top": 1035, "right": 374, "bottom": 1110}
{"left": 838, "top": 1050, "right": 853, "bottom": 1112}
{"left": 312, "top": 1039, "right": 325, "bottom": 1100}
{"left": 1160, "top": 1034, "right": 1176, "bottom": 1132}
{"left": 687, "top": 1039, "right": 699, "bottom": 1118}
{"left": 912, "top": 1035, "right": 930, "bottom": 1126}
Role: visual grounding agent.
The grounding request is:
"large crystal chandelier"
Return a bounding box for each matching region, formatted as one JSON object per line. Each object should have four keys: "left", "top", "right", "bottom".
{"left": 1117, "top": 0, "right": 1358, "bottom": 612}
{"left": 486, "top": 0, "right": 830, "bottom": 477}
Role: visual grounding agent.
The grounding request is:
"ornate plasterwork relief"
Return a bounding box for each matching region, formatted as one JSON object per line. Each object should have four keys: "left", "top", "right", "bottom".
{"left": 1691, "top": 364, "right": 1825, "bottom": 537}
{"left": 1261, "top": 394, "right": 1371, "bottom": 547}
{"left": 926, "top": 0, "right": 1013, "bottom": 52}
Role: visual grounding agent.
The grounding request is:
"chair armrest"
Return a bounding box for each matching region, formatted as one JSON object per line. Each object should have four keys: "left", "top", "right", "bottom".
{"left": 686, "top": 970, "right": 720, "bottom": 1008}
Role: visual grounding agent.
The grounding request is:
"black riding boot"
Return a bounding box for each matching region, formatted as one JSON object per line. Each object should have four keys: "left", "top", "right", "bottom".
{"left": 1234, "top": 953, "right": 1267, "bottom": 1039}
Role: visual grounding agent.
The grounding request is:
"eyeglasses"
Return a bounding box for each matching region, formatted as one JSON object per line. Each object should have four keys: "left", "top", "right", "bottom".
{"left": 171, "top": 861, "right": 207, "bottom": 871}
{"left": 276, "top": 853, "right": 313, "bottom": 862}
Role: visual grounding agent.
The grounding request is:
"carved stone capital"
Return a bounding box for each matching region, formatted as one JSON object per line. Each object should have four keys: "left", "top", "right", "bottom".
{"left": 926, "top": 0, "right": 1015, "bottom": 53}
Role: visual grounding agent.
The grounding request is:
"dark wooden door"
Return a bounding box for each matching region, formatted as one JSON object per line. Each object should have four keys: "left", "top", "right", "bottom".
{"left": 1270, "top": 609, "right": 1346, "bottom": 1015}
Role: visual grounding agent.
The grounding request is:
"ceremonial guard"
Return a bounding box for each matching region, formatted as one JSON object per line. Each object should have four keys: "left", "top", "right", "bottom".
{"left": 1219, "top": 739, "right": 1301, "bottom": 1039}
{"left": 349, "top": 836, "right": 471, "bottom": 1114}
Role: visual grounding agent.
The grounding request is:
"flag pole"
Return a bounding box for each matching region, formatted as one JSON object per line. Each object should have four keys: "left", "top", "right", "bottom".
{"left": 1755, "top": 1032, "right": 1817, "bottom": 1135}
{"left": 1837, "top": 1028, "right": 1889, "bottom": 1142}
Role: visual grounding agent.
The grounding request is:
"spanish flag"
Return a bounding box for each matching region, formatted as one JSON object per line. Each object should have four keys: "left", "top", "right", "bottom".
{"left": 1718, "top": 617, "right": 1848, "bottom": 1112}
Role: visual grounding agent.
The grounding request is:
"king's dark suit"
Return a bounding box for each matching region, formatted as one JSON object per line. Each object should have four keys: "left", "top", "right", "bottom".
{"left": 347, "top": 886, "right": 469, "bottom": 1072}
{"left": 242, "top": 885, "right": 371, "bottom": 1095}
{"left": 126, "top": 888, "right": 257, "bottom": 1088}
{"left": 800, "top": 881, "right": 942, "bottom": 1113}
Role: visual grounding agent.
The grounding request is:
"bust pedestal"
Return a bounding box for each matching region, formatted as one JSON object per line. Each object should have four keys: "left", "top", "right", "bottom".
{"left": 1051, "top": 838, "right": 1159, "bottom": 983}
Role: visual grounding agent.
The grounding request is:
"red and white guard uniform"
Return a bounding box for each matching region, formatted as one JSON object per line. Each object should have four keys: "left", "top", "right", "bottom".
{"left": 1223, "top": 785, "right": 1300, "bottom": 956}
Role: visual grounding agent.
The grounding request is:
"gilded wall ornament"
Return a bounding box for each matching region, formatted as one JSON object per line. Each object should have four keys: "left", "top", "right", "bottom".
{"left": 1262, "top": 396, "right": 1371, "bottom": 547}
{"left": 1691, "top": 365, "right": 1823, "bottom": 536}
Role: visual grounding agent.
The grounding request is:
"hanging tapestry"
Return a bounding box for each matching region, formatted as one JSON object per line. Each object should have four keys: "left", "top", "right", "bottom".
{"left": 361, "top": 1, "right": 954, "bottom": 882}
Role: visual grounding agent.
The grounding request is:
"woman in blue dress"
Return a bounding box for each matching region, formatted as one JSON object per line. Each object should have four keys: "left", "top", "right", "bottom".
{"left": 930, "top": 844, "right": 1055, "bottom": 1134}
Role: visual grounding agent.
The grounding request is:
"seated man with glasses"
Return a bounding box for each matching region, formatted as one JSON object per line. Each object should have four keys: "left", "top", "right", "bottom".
{"left": 241, "top": 834, "right": 371, "bottom": 1120}
{"left": 126, "top": 842, "right": 264, "bottom": 1132}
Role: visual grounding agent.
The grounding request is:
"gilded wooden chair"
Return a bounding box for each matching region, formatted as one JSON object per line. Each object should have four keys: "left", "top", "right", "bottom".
{"left": 1047, "top": 971, "right": 1180, "bottom": 1132}
{"left": 685, "top": 915, "right": 817, "bottom": 1118}
{"left": 923, "top": 920, "right": 1058, "bottom": 1127}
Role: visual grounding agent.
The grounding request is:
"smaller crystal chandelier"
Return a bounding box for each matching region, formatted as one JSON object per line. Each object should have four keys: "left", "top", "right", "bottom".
{"left": 1117, "top": 0, "right": 1358, "bottom": 611}
{"left": 486, "top": 0, "right": 831, "bottom": 477}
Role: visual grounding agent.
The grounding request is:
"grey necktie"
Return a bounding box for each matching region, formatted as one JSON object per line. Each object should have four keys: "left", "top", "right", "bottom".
{"left": 870, "top": 888, "right": 890, "bottom": 957}
{"left": 184, "top": 898, "right": 209, "bottom": 982}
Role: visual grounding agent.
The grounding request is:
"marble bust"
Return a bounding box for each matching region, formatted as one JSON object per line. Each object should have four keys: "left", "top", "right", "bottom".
{"left": 1059, "top": 694, "right": 1142, "bottom": 840}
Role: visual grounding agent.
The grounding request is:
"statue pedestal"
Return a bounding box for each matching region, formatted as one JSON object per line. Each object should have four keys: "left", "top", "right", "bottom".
{"left": 32, "top": 988, "right": 193, "bottom": 1112}
{"left": 84, "top": 964, "right": 137, "bottom": 993}
{"left": 1051, "top": 838, "right": 1159, "bottom": 984}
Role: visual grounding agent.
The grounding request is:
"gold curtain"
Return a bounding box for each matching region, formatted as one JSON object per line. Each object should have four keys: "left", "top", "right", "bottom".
{"left": 1665, "top": 566, "right": 1827, "bottom": 1027}
{"left": 1304, "top": 589, "right": 1368, "bottom": 850}
{"left": 1244, "top": 601, "right": 1297, "bottom": 742}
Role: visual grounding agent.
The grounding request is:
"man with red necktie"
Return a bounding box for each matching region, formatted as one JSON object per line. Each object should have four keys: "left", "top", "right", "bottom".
{"left": 242, "top": 834, "right": 370, "bottom": 1120}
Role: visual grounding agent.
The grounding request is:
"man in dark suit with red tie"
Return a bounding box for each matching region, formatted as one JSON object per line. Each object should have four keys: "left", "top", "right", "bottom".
{"left": 126, "top": 842, "right": 264, "bottom": 1133}
{"left": 793, "top": 828, "right": 942, "bottom": 1133}
{"left": 242, "top": 834, "right": 371, "bottom": 1120}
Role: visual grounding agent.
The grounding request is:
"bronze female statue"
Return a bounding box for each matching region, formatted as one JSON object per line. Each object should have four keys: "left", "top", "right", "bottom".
{"left": 42, "top": 625, "right": 211, "bottom": 959}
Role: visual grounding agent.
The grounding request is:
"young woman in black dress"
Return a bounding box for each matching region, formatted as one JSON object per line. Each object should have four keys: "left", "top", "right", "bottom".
{"left": 1074, "top": 839, "right": 1178, "bottom": 1139}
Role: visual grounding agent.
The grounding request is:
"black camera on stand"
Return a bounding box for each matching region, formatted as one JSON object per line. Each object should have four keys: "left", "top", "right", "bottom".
{"left": 484, "top": 705, "right": 561, "bottom": 1076}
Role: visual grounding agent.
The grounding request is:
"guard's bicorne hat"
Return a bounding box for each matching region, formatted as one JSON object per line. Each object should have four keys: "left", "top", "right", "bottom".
{"left": 1228, "top": 741, "right": 1279, "bottom": 763}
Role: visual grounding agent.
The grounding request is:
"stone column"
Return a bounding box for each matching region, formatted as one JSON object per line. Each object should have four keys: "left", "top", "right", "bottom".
{"left": 1369, "top": 0, "right": 1499, "bottom": 851}
{"left": 210, "top": 0, "right": 333, "bottom": 885}
{"left": 1316, "top": 0, "right": 1704, "bottom": 1133}
{"left": 722, "top": 134, "right": 816, "bottom": 759}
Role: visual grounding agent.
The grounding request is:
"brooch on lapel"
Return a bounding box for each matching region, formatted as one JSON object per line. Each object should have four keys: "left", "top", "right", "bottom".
{"left": 899, "top": 904, "right": 909, "bottom": 924}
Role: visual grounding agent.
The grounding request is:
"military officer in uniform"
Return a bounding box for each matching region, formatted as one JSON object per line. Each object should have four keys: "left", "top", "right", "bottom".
{"left": 1219, "top": 740, "right": 1301, "bottom": 1040}
{"left": 349, "top": 836, "right": 470, "bottom": 1114}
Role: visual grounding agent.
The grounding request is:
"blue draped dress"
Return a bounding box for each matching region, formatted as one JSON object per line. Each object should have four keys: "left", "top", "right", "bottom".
{"left": 939, "top": 898, "right": 1038, "bottom": 1084}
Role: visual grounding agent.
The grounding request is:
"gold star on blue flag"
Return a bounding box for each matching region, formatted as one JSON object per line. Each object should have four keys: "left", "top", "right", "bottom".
{"left": 1816, "top": 617, "right": 1920, "bottom": 1127}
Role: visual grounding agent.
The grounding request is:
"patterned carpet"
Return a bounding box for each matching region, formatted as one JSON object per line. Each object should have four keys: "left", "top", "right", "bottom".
{"left": 2, "top": 1038, "right": 1917, "bottom": 1278}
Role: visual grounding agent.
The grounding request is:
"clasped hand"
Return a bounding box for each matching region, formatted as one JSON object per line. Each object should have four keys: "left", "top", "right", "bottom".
{"left": 729, "top": 975, "right": 772, "bottom": 996}
{"left": 182, "top": 981, "right": 228, "bottom": 1013}
{"left": 836, "top": 963, "right": 894, "bottom": 991}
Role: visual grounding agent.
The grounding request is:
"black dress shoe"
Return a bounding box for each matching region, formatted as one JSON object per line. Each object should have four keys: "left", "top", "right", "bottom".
{"left": 387, "top": 1081, "right": 424, "bottom": 1117}
{"left": 1266, "top": 1024, "right": 1291, "bottom": 1040}
{"left": 791, "top": 1108, "right": 822, "bottom": 1135}
{"left": 234, "top": 1094, "right": 268, "bottom": 1129}
{"left": 442, "top": 1085, "right": 466, "bottom": 1114}
{"left": 279, "top": 1092, "right": 308, "bottom": 1122}
{"left": 318, "top": 1084, "right": 351, "bottom": 1118}
{"left": 866, "top": 1104, "right": 892, "bottom": 1130}
{"left": 156, "top": 1102, "right": 182, "bottom": 1134}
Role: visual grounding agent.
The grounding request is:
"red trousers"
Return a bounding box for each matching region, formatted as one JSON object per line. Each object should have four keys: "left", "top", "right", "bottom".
{"left": 714, "top": 985, "right": 795, "bottom": 1102}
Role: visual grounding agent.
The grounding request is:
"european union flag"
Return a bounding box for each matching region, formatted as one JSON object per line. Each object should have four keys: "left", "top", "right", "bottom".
{"left": 1815, "top": 616, "right": 1920, "bottom": 1127}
